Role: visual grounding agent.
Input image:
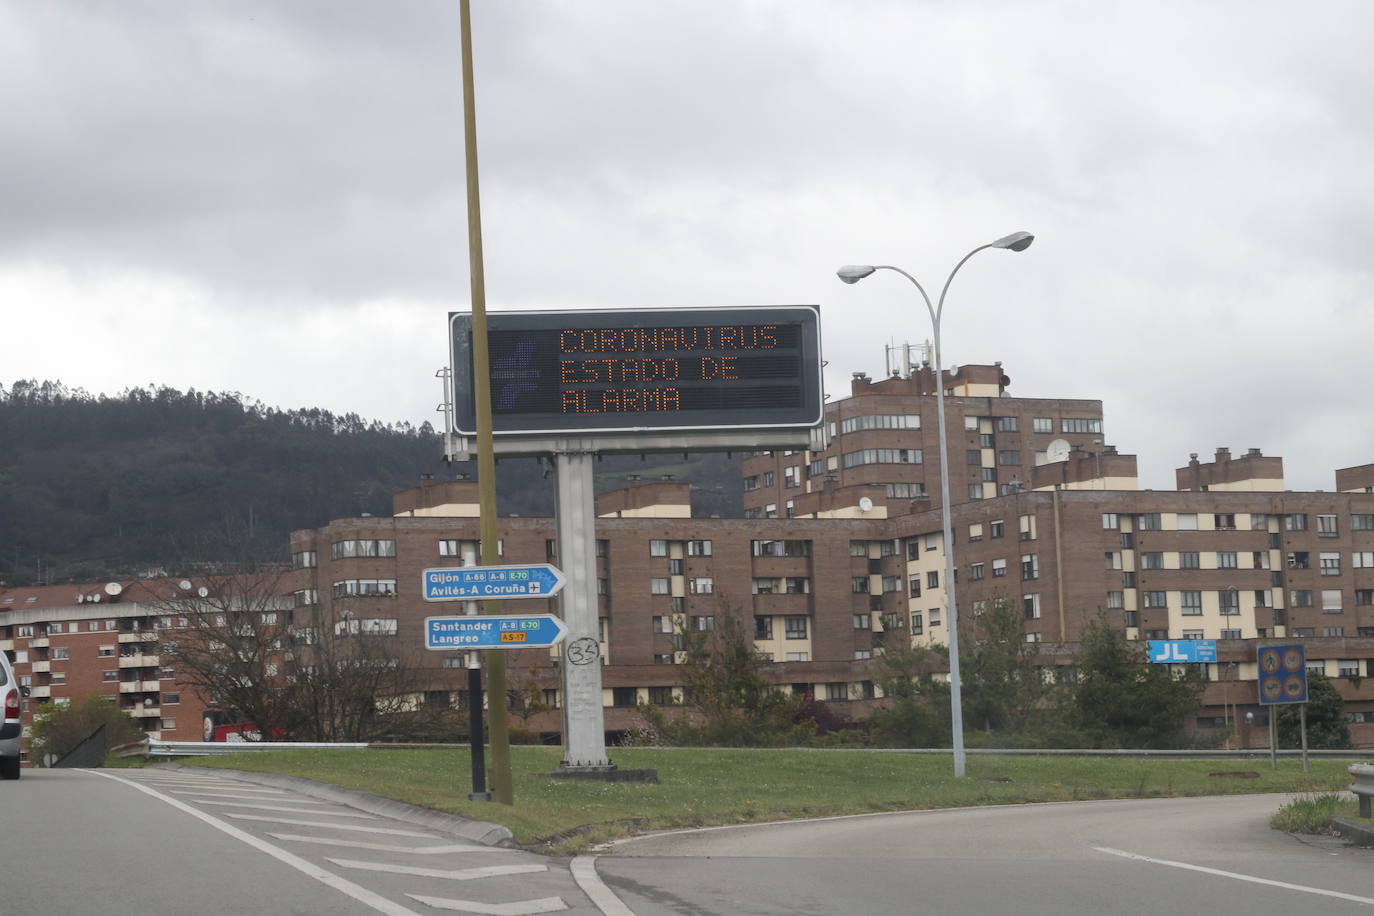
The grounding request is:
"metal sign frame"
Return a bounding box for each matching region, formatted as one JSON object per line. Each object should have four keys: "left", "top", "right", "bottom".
{"left": 1257, "top": 643, "right": 1308, "bottom": 705}
{"left": 449, "top": 305, "right": 824, "bottom": 438}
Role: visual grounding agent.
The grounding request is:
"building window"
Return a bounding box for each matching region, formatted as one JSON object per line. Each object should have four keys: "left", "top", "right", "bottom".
{"left": 102, "top": 670, "right": 118, "bottom": 682}
{"left": 1357, "top": 589, "right": 1374, "bottom": 606}
{"left": 161, "top": 719, "right": 176, "bottom": 731}
{"left": 1323, "top": 627, "right": 1345, "bottom": 637}
{"left": 1102, "top": 513, "right": 1119, "bottom": 529}
{"left": 1179, "top": 552, "right": 1200, "bottom": 569}
{"left": 1181, "top": 591, "right": 1203, "bottom": 615}
{"left": 1138, "top": 513, "right": 1162, "bottom": 531}
{"left": 1289, "top": 589, "right": 1313, "bottom": 607}
{"left": 654, "top": 653, "right": 675, "bottom": 665}
{"left": 852, "top": 614, "right": 870, "bottom": 630}
{"left": 1216, "top": 552, "right": 1238, "bottom": 569}
{"left": 1322, "top": 590, "right": 1343, "bottom": 614}
{"left": 292, "top": 550, "right": 317, "bottom": 569}
{"left": 689, "top": 578, "right": 714, "bottom": 595}
{"left": 1142, "top": 552, "right": 1165, "bottom": 570}
{"left": 1107, "top": 591, "right": 1124, "bottom": 609}
{"left": 1285, "top": 514, "right": 1308, "bottom": 531}
{"left": 851, "top": 577, "right": 869, "bottom": 594}
{"left": 762, "top": 471, "right": 775, "bottom": 487}
{"left": 1318, "top": 515, "right": 1338, "bottom": 537}
{"left": 910, "top": 613, "right": 924, "bottom": 635}
{"left": 1320, "top": 553, "right": 1341, "bottom": 576}
{"left": 1062, "top": 418, "right": 1103, "bottom": 434}
{"left": 691, "top": 616, "right": 715, "bottom": 632}
{"left": 1352, "top": 514, "right": 1374, "bottom": 531}
{"left": 1144, "top": 591, "right": 1168, "bottom": 609}
{"left": 969, "top": 563, "right": 985, "bottom": 581}
{"left": 785, "top": 652, "right": 810, "bottom": 662}
{"left": 990, "top": 520, "right": 1004, "bottom": 539}
{"left": 1174, "top": 513, "right": 1198, "bottom": 531}
{"left": 1288, "top": 551, "right": 1310, "bottom": 569}
{"left": 743, "top": 475, "right": 759, "bottom": 491}
{"left": 1023, "top": 594, "right": 1041, "bottom": 620}
{"left": 784, "top": 616, "right": 808, "bottom": 640}
{"left": 1181, "top": 630, "right": 1204, "bottom": 641}
{"left": 841, "top": 414, "right": 921, "bottom": 434}
{"left": 1033, "top": 417, "right": 1053, "bottom": 433}
{"left": 927, "top": 571, "right": 940, "bottom": 589}
{"left": 998, "top": 449, "right": 1020, "bottom": 466}
{"left": 1219, "top": 590, "right": 1240, "bottom": 616}
{"left": 1020, "top": 554, "right": 1039, "bottom": 580}
{"left": 331, "top": 539, "right": 396, "bottom": 560}
{"left": 967, "top": 449, "right": 982, "bottom": 465}
{"left": 992, "top": 559, "right": 1007, "bottom": 578}
{"left": 164, "top": 692, "right": 180, "bottom": 705}
{"left": 842, "top": 448, "right": 923, "bottom": 468}
{"left": 1353, "top": 551, "right": 1374, "bottom": 569}
{"left": 1219, "top": 629, "right": 1242, "bottom": 640}
{"left": 687, "top": 540, "right": 713, "bottom": 557}
{"left": 1214, "top": 514, "right": 1236, "bottom": 531}
{"left": 650, "top": 540, "right": 668, "bottom": 557}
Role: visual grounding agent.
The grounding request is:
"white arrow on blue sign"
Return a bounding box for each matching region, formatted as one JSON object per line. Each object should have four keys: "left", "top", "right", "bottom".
{"left": 424, "top": 614, "right": 569, "bottom": 650}
{"left": 421, "top": 564, "right": 567, "bottom": 602}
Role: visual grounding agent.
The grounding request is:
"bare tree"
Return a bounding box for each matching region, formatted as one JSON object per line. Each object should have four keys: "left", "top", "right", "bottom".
{"left": 151, "top": 571, "right": 456, "bottom": 742}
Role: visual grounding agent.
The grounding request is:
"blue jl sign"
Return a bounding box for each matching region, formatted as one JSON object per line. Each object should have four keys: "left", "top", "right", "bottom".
{"left": 1147, "top": 640, "right": 1218, "bottom": 663}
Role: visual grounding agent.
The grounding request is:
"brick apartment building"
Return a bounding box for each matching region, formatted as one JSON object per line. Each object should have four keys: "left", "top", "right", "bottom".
{"left": 7, "top": 360, "right": 1374, "bottom": 757}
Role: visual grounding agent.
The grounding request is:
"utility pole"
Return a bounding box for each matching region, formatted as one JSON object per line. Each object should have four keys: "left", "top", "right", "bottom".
{"left": 458, "top": 0, "right": 513, "bottom": 804}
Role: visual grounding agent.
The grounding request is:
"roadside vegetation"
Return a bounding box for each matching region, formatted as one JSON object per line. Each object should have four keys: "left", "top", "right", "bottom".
{"left": 1270, "top": 792, "right": 1359, "bottom": 834}
{"left": 179, "top": 746, "right": 1355, "bottom": 852}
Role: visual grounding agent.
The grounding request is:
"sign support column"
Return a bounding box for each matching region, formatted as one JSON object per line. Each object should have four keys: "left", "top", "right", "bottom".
{"left": 554, "top": 450, "right": 612, "bottom": 770}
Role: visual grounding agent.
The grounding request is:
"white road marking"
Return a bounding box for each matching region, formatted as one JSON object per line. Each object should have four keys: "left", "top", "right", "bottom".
{"left": 170, "top": 788, "right": 290, "bottom": 798}
{"left": 269, "top": 834, "right": 505, "bottom": 854}
{"left": 1094, "top": 846, "right": 1374, "bottom": 905}
{"left": 196, "top": 799, "right": 376, "bottom": 817}
{"left": 225, "top": 813, "right": 438, "bottom": 837}
{"left": 570, "top": 857, "right": 638, "bottom": 916}
{"left": 89, "top": 770, "right": 427, "bottom": 916}
{"left": 408, "top": 894, "right": 568, "bottom": 914}
{"left": 329, "top": 859, "right": 546, "bottom": 881}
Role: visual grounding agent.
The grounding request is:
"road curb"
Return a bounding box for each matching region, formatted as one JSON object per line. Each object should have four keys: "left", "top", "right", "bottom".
{"left": 1333, "top": 816, "right": 1374, "bottom": 847}
{"left": 154, "top": 762, "right": 514, "bottom": 846}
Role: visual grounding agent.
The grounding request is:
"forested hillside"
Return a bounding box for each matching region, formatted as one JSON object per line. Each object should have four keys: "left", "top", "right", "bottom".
{"left": 0, "top": 381, "right": 743, "bottom": 585}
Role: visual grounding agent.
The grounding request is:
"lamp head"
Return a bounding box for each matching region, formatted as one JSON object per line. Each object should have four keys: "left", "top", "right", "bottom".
{"left": 836, "top": 265, "right": 876, "bottom": 284}
{"left": 990, "top": 231, "right": 1034, "bottom": 252}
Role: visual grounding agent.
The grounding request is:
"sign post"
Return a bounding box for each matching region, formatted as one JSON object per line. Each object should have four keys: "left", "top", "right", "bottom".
{"left": 1257, "top": 644, "right": 1309, "bottom": 771}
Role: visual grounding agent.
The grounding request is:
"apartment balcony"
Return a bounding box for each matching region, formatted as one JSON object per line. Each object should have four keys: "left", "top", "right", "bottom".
{"left": 752, "top": 593, "right": 814, "bottom": 615}
{"left": 118, "top": 682, "right": 145, "bottom": 694}
{"left": 118, "top": 631, "right": 158, "bottom": 643}
{"left": 28, "top": 686, "right": 51, "bottom": 698}
{"left": 118, "top": 654, "right": 161, "bottom": 668}
{"left": 0, "top": 639, "right": 12, "bottom": 651}
{"left": 28, "top": 637, "right": 49, "bottom": 649}
{"left": 30, "top": 661, "right": 50, "bottom": 673}
{"left": 126, "top": 706, "right": 161, "bottom": 719}
{"left": 141, "top": 680, "right": 160, "bottom": 691}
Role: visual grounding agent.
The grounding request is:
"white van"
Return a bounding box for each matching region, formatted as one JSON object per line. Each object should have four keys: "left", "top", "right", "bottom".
{"left": 1, "top": 650, "right": 26, "bottom": 779}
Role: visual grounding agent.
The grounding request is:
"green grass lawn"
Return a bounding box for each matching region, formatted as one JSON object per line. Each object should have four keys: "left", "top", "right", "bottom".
{"left": 181, "top": 747, "right": 1358, "bottom": 852}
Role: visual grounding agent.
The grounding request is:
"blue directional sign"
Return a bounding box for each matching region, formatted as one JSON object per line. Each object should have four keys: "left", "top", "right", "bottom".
{"left": 421, "top": 564, "right": 567, "bottom": 602}
{"left": 424, "top": 614, "right": 569, "bottom": 650}
{"left": 1148, "top": 640, "right": 1218, "bottom": 663}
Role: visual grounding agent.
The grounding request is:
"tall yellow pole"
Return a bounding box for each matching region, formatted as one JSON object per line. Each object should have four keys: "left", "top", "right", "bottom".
{"left": 459, "top": 0, "right": 513, "bottom": 805}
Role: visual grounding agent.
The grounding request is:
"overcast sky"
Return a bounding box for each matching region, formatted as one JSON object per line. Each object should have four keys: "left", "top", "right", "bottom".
{"left": 4, "top": 1, "right": 1371, "bottom": 491}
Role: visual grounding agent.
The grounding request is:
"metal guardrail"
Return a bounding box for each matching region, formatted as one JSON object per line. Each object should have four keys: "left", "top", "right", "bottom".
{"left": 136, "top": 739, "right": 368, "bottom": 758}
{"left": 1351, "top": 764, "right": 1374, "bottom": 817}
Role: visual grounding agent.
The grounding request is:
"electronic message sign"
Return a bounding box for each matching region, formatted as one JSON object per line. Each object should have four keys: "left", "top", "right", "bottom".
{"left": 449, "top": 306, "right": 823, "bottom": 436}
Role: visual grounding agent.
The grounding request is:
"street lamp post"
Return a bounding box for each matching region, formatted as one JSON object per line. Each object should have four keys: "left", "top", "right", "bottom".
{"left": 837, "top": 231, "right": 1034, "bottom": 778}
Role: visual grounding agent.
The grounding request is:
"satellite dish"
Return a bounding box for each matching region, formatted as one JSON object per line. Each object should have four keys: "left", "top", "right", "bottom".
{"left": 179, "top": 580, "right": 193, "bottom": 591}
{"left": 76, "top": 593, "right": 85, "bottom": 604}
{"left": 1046, "top": 439, "right": 1071, "bottom": 463}
{"left": 91, "top": 593, "right": 102, "bottom": 603}
{"left": 858, "top": 496, "right": 875, "bottom": 512}
{"left": 197, "top": 587, "right": 209, "bottom": 598}
{"left": 105, "top": 582, "right": 123, "bottom": 597}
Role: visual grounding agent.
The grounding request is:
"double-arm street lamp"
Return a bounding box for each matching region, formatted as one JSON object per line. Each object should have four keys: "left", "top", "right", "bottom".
{"left": 837, "top": 231, "right": 1034, "bottom": 777}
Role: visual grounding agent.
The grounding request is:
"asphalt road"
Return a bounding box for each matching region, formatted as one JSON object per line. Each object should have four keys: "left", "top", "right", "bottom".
{"left": 598, "top": 794, "right": 1374, "bottom": 915}
{"left": 0, "top": 767, "right": 608, "bottom": 916}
